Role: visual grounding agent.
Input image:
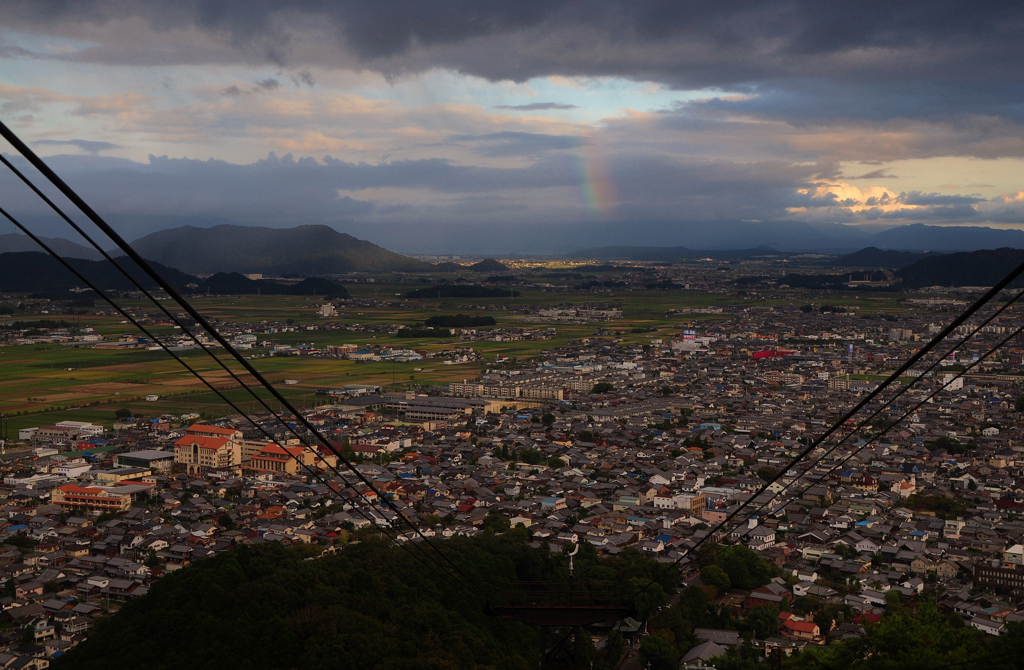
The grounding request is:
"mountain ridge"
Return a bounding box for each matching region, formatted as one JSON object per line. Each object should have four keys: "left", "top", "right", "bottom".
{"left": 896, "top": 247, "right": 1024, "bottom": 288}
{"left": 126, "top": 224, "right": 432, "bottom": 275}
{"left": 6, "top": 222, "right": 1024, "bottom": 263}
{"left": 0, "top": 233, "right": 103, "bottom": 260}
{"left": 831, "top": 247, "right": 940, "bottom": 269}
{"left": 865, "top": 223, "right": 1024, "bottom": 252}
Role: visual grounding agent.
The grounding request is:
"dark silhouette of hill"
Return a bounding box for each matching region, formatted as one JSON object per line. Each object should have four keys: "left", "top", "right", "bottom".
{"left": 128, "top": 224, "right": 431, "bottom": 274}
{"left": 832, "top": 247, "right": 938, "bottom": 269}
{"left": 0, "top": 233, "right": 103, "bottom": 260}
{"left": 897, "top": 248, "right": 1024, "bottom": 288}
{"left": 53, "top": 534, "right": 676, "bottom": 670}
{"left": 468, "top": 258, "right": 509, "bottom": 272}
{"left": 867, "top": 224, "right": 1024, "bottom": 252}
{"left": 198, "top": 272, "right": 258, "bottom": 294}
{"left": 0, "top": 252, "right": 196, "bottom": 293}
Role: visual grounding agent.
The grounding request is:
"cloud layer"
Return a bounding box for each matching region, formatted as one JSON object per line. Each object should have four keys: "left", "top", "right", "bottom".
{"left": 5, "top": 1, "right": 1023, "bottom": 89}
{"left": 1, "top": 1, "right": 1022, "bottom": 251}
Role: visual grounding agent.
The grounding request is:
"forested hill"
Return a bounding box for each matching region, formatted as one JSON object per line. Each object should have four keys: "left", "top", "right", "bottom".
{"left": 896, "top": 247, "right": 1024, "bottom": 288}
{"left": 0, "top": 252, "right": 196, "bottom": 293}
{"left": 52, "top": 530, "right": 1024, "bottom": 670}
{"left": 128, "top": 224, "right": 432, "bottom": 275}
{"left": 53, "top": 533, "right": 673, "bottom": 670}
{"left": 469, "top": 258, "right": 509, "bottom": 272}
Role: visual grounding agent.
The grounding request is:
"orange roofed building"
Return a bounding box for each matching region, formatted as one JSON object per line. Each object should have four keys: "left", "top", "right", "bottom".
{"left": 185, "top": 424, "right": 242, "bottom": 440}
{"left": 174, "top": 424, "right": 243, "bottom": 474}
{"left": 781, "top": 618, "right": 821, "bottom": 642}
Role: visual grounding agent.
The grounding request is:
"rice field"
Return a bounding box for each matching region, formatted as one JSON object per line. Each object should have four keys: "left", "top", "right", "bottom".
{"left": 0, "top": 261, "right": 925, "bottom": 432}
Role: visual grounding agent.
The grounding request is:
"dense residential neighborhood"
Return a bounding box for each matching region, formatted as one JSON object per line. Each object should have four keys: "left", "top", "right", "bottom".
{"left": 3, "top": 296, "right": 1024, "bottom": 665}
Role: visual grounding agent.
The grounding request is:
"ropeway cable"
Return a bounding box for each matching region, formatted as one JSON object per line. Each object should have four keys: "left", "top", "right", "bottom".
{"left": 678, "top": 312, "right": 1024, "bottom": 582}
{"left": 679, "top": 313, "right": 1024, "bottom": 579}
{"left": 0, "top": 203, "right": 457, "bottom": 585}
{"left": 0, "top": 198, "right": 509, "bottom": 663}
{"left": 0, "top": 133, "right": 538, "bottom": 670}
{"left": 627, "top": 252, "right": 1024, "bottom": 598}
{"left": 715, "top": 285, "right": 1024, "bottom": 529}
{"left": 775, "top": 316, "right": 1024, "bottom": 520}
{"left": 0, "top": 124, "right": 477, "bottom": 588}
{"left": 0, "top": 143, "right": 480, "bottom": 595}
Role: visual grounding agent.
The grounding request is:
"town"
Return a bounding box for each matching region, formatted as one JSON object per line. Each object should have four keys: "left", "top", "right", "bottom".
{"left": 0, "top": 260, "right": 1021, "bottom": 667}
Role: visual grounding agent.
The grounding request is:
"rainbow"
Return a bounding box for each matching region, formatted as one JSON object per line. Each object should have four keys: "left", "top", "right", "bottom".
{"left": 575, "top": 136, "right": 618, "bottom": 217}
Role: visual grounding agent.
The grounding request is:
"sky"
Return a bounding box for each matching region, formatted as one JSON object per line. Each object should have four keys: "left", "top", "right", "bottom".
{"left": 1, "top": 1, "right": 1024, "bottom": 253}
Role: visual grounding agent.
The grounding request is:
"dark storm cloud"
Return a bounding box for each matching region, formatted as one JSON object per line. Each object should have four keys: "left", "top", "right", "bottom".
{"left": 493, "top": 103, "right": 578, "bottom": 111}
{"left": 4, "top": 1, "right": 1023, "bottom": 88}
{"left": 687, "top": 80, "right": 1024, "bottom": 125}
{"left": 4, "top": 0, "right": 1021, "bottom": 154}
{"left": 646, "top": 95, "right": 1024, "bottom": 162}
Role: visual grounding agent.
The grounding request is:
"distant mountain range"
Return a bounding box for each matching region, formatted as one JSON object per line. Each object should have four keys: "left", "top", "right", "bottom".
{"left": 330, "top": 219, "right": 1024, "bottom": 255}
{"left": 5, "top": 244, "right": 1023, "bottom": 296}
{"left": 831, "top": 247, "right": 940, "bottom": 269}
{"left": 561, "top": 223, "right": 1024, "bottom": 258}
{"left": 4, "top": 221, "right": 1024, "bottom": 270}
{"left": 126, "top": 224, "right": 432, "bottom": 275}
{"left": 868, "top": 224, "right": 1024, "bottom": 252}
{"left": 0, "top": 233, "right": 102, "bottom": 260}
{"left": 896, "top": 248, "right": 1024, "bottom": 288}
{"left": 783, "top": 248, "right": 1024, "bottom": 290}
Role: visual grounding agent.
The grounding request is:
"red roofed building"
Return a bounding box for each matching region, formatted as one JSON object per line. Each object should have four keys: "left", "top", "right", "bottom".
{"left": 186, "top": 424, "right": 242, "bottom": 440}
{"left": 175, "top": 424, "right": 243, "bottom": 473}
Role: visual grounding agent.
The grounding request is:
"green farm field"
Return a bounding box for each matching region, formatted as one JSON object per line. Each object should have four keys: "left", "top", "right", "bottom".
{"left": 0, "top": 265, "right": 941, "bottom": 433}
